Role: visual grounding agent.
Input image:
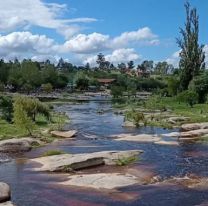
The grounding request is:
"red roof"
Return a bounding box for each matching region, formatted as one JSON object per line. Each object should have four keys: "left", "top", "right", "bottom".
{"left": 97, "top": 79, "right": 115, "bottom": 84}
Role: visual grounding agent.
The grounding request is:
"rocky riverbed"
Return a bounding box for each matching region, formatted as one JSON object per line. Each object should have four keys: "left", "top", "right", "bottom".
{"left": 0, "top": 101, "right": 208, "bottom": 206}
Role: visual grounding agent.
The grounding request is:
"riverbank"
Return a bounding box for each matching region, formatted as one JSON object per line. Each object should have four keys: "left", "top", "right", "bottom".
{"left": 113, "top": 96, "right": 208, "bottom": 129}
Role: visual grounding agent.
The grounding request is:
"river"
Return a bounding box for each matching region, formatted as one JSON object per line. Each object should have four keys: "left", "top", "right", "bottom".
{"left": 0, "top": 101, "right": 208, "bottom": 206}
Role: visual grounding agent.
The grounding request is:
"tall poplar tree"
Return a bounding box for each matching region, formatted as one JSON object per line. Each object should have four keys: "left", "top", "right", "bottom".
{"left": 177, "top": 2, "right": 205, "bottom": 91}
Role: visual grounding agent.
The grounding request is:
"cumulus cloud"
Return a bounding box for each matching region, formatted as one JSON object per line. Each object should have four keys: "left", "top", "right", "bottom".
{"left": 83, "top": 48, "right": 141, "bottom": 66}
{"left": 112, "top": 27, "right": 159, "bottom": 47}
{"left": 62, "top": 27, "right": 159, "bottom": 54}
{"left": 0, "top": 32, "right": 58, "bottom": 60}
{"left": 63, "top": 33, "right": 110, "bottom": 53}
{"left": 0, "top": 0, "right": 97, "bottom": 38}
{"left": 166, "top": 50, "right": 180, "bottom": 67}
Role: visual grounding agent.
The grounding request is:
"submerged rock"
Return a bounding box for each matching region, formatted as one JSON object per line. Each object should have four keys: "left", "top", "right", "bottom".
{"left": 181, "top": 122, "right": 208, "bottom": 131}
{"left": 113, "top": 134, "right": 161, "bottom": 143}
{"left": 60, "top": 173, "right": 138, "bottom": 189}
{"left": 31, "top": 150, "right": 143, "bottom": 172}
{"left": 0, "top": 138, "right": 41, "bottom": 153}
{"left": 50, "top": 130, "right": 77, "bottom": 138}
{"left": 0, "top": 182, "right": 10, "bottom": 203}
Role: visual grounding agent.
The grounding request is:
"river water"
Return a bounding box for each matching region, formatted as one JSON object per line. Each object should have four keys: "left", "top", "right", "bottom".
{"left": 0, "top": 101, "right": 208, "bottom": 206}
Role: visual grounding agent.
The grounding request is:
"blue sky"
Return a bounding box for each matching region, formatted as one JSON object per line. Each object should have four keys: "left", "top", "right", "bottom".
{"left": 0, "top": 0, "right": 208, "bottom": 66}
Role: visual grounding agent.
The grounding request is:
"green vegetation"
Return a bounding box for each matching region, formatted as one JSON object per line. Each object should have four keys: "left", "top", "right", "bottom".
{"left": 41, "top": 150, "right": 66, "bottom": 157}
{"left": 115, "top": 156, "right": 139, "bottom": 166}
{"left": 0, "top": 95, "right": 68, "bottom": 141}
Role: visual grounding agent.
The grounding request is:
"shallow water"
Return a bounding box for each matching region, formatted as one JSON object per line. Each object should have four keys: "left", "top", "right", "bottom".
{"left": 0, "top": 101, "right": 208, "bottom": 206}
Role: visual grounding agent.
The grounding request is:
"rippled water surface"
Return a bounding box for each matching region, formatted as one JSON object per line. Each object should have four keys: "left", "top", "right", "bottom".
{"left": 0, "top": 101, "right": 208, "bottom": 206}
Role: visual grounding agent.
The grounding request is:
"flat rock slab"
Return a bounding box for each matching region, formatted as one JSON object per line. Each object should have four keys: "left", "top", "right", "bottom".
{"left": 60, "top": 173, "right": 138, "bottom": 189}
{"left": 31, "top": 150, "right": 143, "bottom": 172}
{"left": 113, "top": 134, "right": 161, "bottom": 143}
{"left": 181, "top": 122, "right": 208, "bottom": 131}
{"left": 50, "top": 130, "right": 77, "bottom": 138}
{"left": 0, "top": 138, "right": 41, "bottom": 153}
{"left": 155, "top": 140, "right": 179, "bottom": 146}
{"left": 163, "top": 129, "right": 208, "bottom": 139}
{"left": 122, "top": 121, "right": 136, "bottom": 128}
{"left": 0, "top": 202, "right": 15, "bottom": 206}
{"left": 0, "top": 182, "right": 10, "bottom": 203}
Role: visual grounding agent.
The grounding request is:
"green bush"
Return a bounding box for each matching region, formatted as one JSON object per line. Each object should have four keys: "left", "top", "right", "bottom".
{"left": 177, "top": 90, "right": 198, "bottom": 107}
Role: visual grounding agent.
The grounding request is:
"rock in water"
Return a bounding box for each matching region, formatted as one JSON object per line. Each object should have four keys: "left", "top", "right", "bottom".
{"left": 50, "top": 130, "right": 77, "bottom": 138}
{"left": 0, "top": 202, "right": 15, "bottom": 206}
{"left": 0, "top": 182, "right": 10, "bottom": 203}
{"left": 113, "top": 134, "right": 161, "bottom": 143}
{"left": 31, "top": 150, "right": 143, "bottom": 172}
{"left": 60, "top": 173, "right": 138, "bottom": 189}
{"left": 181, "top": 122, "right": 208, "bottom": 131}
{"left": 0, "top": 138, "right": 41, "bottom": 153}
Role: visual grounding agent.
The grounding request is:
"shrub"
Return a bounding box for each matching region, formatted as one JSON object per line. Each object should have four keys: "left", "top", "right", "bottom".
{"left": 42, "top": 150, "right": 66, "bottom": 157}
{"left": 42, "top": 83, "right": 53, "bottom": 93}
{"left": 177, "top": 90, "right": 198, "bottom": 107}
{"left": 125, "top": 109, "right": 146, "bottom": 127}
{"left": 0, "top": 96, "right": 13, "bottom": 122}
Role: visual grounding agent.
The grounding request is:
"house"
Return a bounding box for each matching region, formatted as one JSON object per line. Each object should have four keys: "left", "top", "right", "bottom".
{"left": 97, "top": 79, "right": 116, "bottom": 88}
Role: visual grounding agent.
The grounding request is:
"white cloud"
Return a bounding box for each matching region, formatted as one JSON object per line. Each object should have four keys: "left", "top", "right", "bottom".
{"left": 0, "top": 32, "right": 58, "bottom": 59}
{"left": 112, "top": 27, "right": 159, "bottom": 47}
{"left": 166, "top": 50, "right": 180, "bottom": 67}
{"left": 62, "top": 27, "right": 159, "bottom": 54}
{"left": 83, "top": 48, "right": 141, "bottom": 66}
{"left": 0, "top": 0, "right": 97, "bottom": 38}
{"left": 63, "top": 33, "right": 110, "bottom": 53}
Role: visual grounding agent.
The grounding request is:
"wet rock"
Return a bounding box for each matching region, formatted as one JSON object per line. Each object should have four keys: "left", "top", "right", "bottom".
{"left": 0, "top": 138, "right": 41, "bottom": 153}
{"left": 163, "top": 129, "right": 208, "bottom": 139}
{"left": 167, "top": 116, "right": 190, "bottom": 124}
{"left": 60, "top": 173, "right": 138, "bottom": 189}
{"left": 31, "top": 150, "right": 143, "bottom": 172}
{"left": 0, "top": 182, "right": 10, "bottom": 203}
{"left": 50, "top": 130, "right": 77, "bottom": 138}
{"left": 160, "top": 175, "right": 208, "bottom": 190}
{"left": 113, "top": 134, "right": 161, "bottom": 143}
{"left": 154, "top": 140, "right": 179, "bottom": 146}
{"left": 122, "top": 121, "right": 136, "bottom": 128}
{"left": 0, "top": 202, "right": 15, "bottom": 206}
{"left": 181, "top": 122, "right": 208, "bottom": 131}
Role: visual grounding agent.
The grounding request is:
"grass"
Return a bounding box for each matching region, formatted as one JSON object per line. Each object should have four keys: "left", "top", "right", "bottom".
{"left": 41, "top": 150, "right": 66, "bottom": 157}
{"left": 115, "top": 156, "right": 139, "bottom": 166}
{"left": 113, "top": 95, "right": 208, "bottom": 128}
{"left": 0, "top": 111, "right": 69, "bottom": 142}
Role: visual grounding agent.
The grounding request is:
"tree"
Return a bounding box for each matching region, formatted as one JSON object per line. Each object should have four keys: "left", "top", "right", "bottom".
{"left": 96, "top": 53, "right": 106, "bottom": 70}
{"left": 127, "top": 61, "right": 134, "bottom": 70}
{"left": 118, "top": 63, "right": 127, "bottom": 73}
{"left": 0, "top": 96, "right": 13, "bottom": 122}
{"left": 177, "top": 90, "right": 198, "bottom": 107}
{"left": 154, "top": 62, "right": 174, "bottom": 75}
{"left": 13, "top": 96, "right": 34, "bottom": 135}
{"left": 138, "top": 60, "right": 154, "bottom": 73}
{"left": 189, "top": 72, "right": 208, "bottom": 103}
{"left": 177, "top": 2, "right": 205, "bottom": 91}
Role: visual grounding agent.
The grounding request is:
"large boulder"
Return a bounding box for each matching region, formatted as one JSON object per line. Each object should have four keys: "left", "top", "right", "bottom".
{"left": 181, "top": 122, "right": 208, "bottom": 131}
{"left": 0, "top": 183, "right": 10, "bottom": 203}
{"left": 31, "top": 150, "right": 143, "bottom": 172}
{"left": 0, "top": 138, "right": 41, "bottom": 153}
{"left": 50, "top": 130, "right": 77, "bottom": 138}
{"left": 113, "top": 134, "right": 161, "bottom": 143}
{"left": 60, "top": 173, "right": 138, "bottom": 189}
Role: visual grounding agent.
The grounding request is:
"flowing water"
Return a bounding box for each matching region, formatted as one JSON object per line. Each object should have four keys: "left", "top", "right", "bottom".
{"left": 0, "top": 101, "right": 208, "bottom": 206}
